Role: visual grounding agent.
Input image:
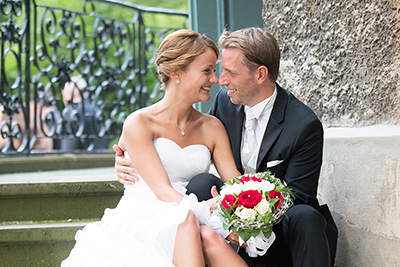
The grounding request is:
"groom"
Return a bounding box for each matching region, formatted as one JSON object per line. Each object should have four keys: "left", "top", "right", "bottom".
{"left": 114, "top": 27, "right": 337, "bottom": 267}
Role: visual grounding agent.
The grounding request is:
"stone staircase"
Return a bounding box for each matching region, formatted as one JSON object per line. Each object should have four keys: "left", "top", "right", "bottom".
{"left": 0, "top": 155, "right": 123, "bottom": 266}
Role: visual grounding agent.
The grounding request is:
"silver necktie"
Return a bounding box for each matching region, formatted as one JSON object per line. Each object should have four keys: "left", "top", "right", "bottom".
{"left": 242, "top": 108, "right": 257, "bottom": 172}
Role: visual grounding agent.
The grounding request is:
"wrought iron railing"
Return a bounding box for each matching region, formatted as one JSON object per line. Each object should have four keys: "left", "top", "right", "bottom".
{"left": 0, "top": 0, "right": 188, "bottom": 156}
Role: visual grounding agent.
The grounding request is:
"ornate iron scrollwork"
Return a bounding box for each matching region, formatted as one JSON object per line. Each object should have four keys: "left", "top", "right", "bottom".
{"left": 0, "top": 0, "right": 188, "bottom": 155}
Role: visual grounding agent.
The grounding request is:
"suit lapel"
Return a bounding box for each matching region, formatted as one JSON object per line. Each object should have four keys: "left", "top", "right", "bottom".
{"left": 230, "top": 105, "right": 245, "bottom": 173}
{"left": 256, "top": 84, "right": 287, "bottom": 170}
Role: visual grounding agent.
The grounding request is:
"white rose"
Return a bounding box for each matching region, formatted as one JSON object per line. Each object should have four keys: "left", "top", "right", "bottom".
{"left": 242, "top": 180, "right": 259, "bottom": 191}
{"left": 221, "top": 182, "right": 243, "bottom": 197}
{"left": 235, "top": 207, "right": 257, "bottom": 221}
{"left": 259, "top": 181, "right": 275, "bottom": 193}
{"left": 255, "top": 199, "right": 271, "bottom": 215}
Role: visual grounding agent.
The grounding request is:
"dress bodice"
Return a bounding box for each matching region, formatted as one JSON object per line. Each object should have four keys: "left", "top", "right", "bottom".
{"left": 125, "top": 137, "right": 211, "bottom": 195}
{"left": 154, "top": 138, "right": 211, "bottom": 192}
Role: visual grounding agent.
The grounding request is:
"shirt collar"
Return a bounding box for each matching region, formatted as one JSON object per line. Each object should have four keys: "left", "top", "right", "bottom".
{"left": 244, "top": 85, "right": 277, "bottom": 120}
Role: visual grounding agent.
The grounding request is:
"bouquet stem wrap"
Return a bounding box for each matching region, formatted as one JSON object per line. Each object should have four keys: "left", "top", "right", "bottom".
{"left": 239, "top": 231, "right": 275, "bottom": 257}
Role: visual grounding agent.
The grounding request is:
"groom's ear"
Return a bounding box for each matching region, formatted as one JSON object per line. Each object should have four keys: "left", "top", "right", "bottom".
{"left": 256, "top": 65, "right": 269, "bottom": 84}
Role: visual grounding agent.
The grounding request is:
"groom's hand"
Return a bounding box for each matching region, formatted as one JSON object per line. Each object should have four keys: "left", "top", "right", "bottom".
{"left": 227, "top": 232, "right": 240, "bottom": 246}
{"left": 113, "top": 144, "right": 138, "bottom": 185}
{"left": 226, "top": 232, "right": 248, "bottom": 248}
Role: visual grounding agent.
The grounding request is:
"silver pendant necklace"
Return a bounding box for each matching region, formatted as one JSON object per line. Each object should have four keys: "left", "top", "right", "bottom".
{"left": 164, "top": 106, "right": 193, "bottom": 136}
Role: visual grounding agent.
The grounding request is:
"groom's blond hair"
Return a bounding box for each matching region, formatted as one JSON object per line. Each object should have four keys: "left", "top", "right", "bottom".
{"left": 219, "top": 27, "right": 280, "bottom": 82}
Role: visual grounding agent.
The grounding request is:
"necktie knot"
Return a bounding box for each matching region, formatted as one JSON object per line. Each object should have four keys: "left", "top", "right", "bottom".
{"left": 245, "top": 109, "right": 256, "bottom": 131}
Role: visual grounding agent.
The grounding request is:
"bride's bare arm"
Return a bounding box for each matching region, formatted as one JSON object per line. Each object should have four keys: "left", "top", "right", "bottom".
{"left": 119, "top": 112, "right": 183, "bottom": 204}
{"left": 207, "top": 117, "right": 241, "bottom": 182}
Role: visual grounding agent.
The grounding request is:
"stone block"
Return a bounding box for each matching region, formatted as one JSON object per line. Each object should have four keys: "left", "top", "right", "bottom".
{"left": 319, "top": 125, "right": 400, "bottom": 266}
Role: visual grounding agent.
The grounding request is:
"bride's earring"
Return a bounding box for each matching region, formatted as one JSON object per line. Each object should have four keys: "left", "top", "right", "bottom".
{"left": 175, "top": 78, "right": 180, "bottom": 84}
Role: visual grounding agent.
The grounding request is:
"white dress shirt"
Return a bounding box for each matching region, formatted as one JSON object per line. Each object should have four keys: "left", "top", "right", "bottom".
{"left": 241, "top": 86, "right": 277, "bottom": 173}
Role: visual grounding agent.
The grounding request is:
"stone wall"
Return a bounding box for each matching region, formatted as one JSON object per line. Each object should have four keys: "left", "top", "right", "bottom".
{"left": 262, "top": 1, "right": 400, "bottom": 266}
{"left": 319, "top": 126, "right": 400, "bottom": 266}
{"left": 263, "top": 0, "right": 400, "bottom": 127}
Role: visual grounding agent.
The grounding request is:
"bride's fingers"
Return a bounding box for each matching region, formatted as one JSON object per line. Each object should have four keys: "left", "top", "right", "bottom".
{"left": 211, "top": 185, "right": 219, "bottom": 198}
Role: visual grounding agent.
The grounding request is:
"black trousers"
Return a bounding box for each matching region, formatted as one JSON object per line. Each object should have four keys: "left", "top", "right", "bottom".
{"left": 186, "top": 173, "right": 225, "bottom": 201}
{"left": 186, "top": 173, "right": 338, "bottom": 267}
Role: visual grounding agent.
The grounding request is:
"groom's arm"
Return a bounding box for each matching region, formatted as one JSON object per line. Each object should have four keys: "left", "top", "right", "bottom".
{"left": 281, "top": 117, "right": 323, "bottom": 207}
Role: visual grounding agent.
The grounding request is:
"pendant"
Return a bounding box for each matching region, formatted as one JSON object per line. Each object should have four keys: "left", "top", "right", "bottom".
{"left": 181, "top": 130, "right": 185, "bottom": 136}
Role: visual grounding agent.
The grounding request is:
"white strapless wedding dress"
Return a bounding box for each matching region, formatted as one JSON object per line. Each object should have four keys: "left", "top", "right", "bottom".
{"left": 62, "top": 138, "right": 211, "bottom": 267}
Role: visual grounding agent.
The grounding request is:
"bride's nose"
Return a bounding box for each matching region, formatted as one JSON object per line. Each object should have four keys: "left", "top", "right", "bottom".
{"left": 210, "top": 72, "right": 218, "bottom": 84}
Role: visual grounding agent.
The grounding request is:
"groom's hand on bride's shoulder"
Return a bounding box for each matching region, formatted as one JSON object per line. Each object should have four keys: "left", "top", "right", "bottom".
{"left": 112, "top": 144, "right": 138, "bottom": 185}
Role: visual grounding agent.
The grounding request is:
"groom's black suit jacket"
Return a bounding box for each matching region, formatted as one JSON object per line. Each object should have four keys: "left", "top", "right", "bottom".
{"left": 209, "top": 83, "right": 337, "bottom": 265}
{"left": 209, "top": 83, "right": 323, "bottom": 208}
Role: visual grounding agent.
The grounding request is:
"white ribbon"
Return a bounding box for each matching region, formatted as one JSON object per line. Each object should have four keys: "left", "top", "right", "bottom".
{"left": 239, "top": 231, "right": 276, "bottom": 257}
{"left": 209, "top": 211, "right": 275, "bottom": 257}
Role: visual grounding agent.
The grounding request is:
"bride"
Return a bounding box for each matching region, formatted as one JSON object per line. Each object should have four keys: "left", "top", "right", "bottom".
{"left": 61, "top": 29, "right": 247, "bottom": 266}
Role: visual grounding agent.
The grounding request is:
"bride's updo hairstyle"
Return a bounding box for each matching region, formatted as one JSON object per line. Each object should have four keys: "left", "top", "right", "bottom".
{"left": 156, "top": 29, "right": 219, "bottom": 89}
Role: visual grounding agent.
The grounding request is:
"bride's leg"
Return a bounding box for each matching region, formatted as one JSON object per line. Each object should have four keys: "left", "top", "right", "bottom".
{"left": 200, "top": 225, "right": 248, "bottom": 267}
{"left": 173, "top": 211, "right": 205, "bottom": 267}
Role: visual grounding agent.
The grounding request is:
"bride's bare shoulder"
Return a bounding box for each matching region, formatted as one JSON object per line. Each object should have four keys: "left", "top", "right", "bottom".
{"left": 197, "top": 112, "right": 225, "bottom": 128}
{"left": 121, "top": 106, "right": 160, "bottom": 139}
{"left": 124, "top": 105, "right": 158, "bottom": 125}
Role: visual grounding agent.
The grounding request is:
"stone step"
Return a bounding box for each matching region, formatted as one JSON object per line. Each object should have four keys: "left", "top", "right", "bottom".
{"left": 0, "top": 167, "right": 124, "bottom": 266}
{"left": 0, "top": 221, "right": 90, "bottom": 266}
{"left": 0, "top": 154, "right": 115, "bottom": 174}
{"left": 0, "top": 168, "right": 123, "bottom": 222}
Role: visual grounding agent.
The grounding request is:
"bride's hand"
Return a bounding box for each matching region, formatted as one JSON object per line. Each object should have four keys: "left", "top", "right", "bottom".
{"left": 205, "top": 186, "right": 219, "bottom": 213}
{"left": 113, "top": 144, "right": 139, "bottom": 185}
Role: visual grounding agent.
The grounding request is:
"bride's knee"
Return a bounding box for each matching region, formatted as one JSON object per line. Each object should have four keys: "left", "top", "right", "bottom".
{"left": 200, "top": 226, "right": 224, "bottom": 248}
{"left": 180, "top": 211, "right": 200, "bottom": 233}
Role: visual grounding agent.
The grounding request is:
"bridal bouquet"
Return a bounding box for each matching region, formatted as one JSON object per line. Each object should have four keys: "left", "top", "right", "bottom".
{"left": 216, "top": 171, "right": 294, "bottom": 242}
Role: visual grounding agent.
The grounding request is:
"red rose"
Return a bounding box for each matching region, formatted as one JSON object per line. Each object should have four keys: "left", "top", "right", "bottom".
{"left": 221, "top": 194, "right": 238, "bottom": 210}
{"left": 268, "top": 190, "right": 284, "bottom": 209}
{"left": 238, "top": 190, "right": 262, "bottom": 208}
{"left": 239, "top": 176, "right": 263, "bottom": 183}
